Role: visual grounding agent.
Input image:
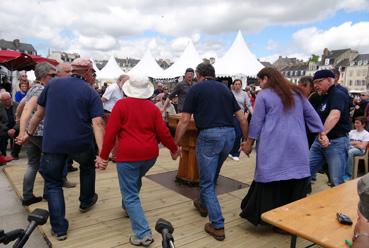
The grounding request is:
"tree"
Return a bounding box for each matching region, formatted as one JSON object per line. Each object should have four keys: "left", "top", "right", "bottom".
{"left": 309, "top": 54, "right": 320, "bottom": 63}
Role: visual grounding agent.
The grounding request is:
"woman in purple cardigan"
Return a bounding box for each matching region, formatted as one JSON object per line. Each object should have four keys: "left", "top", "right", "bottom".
{"left": 240, "top": 67, "right": 326, "bottom": 226}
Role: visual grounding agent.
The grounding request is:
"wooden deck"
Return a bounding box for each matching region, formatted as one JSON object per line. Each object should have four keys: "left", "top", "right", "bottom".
{"left": 3, "top": 149, "right": 330, "bottom": 248}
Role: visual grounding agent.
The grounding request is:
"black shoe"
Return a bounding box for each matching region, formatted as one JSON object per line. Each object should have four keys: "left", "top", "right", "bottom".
{"left": 22, "top": 196, "right": 42, "bottom": 206}
{"left": 11, "top": 154, "right": 19, "bottom": 160}
{"left": 79, "top": 193, "right": 98, "bottom": 213}
{"left": 68, "top": 165, "right": 78, "bottom": 172}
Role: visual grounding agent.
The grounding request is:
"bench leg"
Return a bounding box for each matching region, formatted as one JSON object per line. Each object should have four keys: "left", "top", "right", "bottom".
{"left": 290, "top": 235, "right": 297, "bottom": 248}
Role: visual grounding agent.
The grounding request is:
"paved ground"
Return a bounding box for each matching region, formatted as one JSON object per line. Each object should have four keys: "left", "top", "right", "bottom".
{"left": 0, "top": 166, "right": 49, "bottom": 248}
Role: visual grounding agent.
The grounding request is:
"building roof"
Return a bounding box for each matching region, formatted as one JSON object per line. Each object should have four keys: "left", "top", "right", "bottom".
{"left": 336, "top": 58, "right": 350, "bottom": 67}
{"left": 326, "top": 49, "right": 351, "bottom": 59}
{"left": 260, "top": 61, "right": 273, "bottom": 67}
{"left": 281, "top": 64, "right": 308, "bottom": 71}
{"left": 0, "top": 39, "right": 36, "bottom": 54}
{"left": 353, "top": 54, "right": 369, "bottom": 62}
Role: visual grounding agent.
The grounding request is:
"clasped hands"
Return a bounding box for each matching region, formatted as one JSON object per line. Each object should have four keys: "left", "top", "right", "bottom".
{"left": 15, "top": 131, "right": 30, "bottom": 145}
{"left": 318, "top": 132, "right": 330, "bottom": 148}
{"left": 171, "top": 146, "right": 181, "bottom": 160}
{"left": 95, "top": 156, "right": 108, "bottom": 170}
{"left": 240, "top": 142, "right": 251, "bottom": 157}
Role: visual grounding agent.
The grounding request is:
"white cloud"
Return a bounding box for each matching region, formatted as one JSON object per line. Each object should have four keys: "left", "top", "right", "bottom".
{"left": 292, "top": 21, "right": 369, "bottom": 55}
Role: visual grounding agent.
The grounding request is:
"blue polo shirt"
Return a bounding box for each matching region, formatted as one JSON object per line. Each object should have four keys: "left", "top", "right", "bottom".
{"left": 182, "top": 79, "right": 240, "bottom": 130}
{"left": 37, "top": 76, "right": 104, "bottom": 154}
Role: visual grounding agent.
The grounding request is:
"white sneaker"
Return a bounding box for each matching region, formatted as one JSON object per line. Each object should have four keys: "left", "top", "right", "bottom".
{"left": 233, "top": 157, "right": 240, "bottom": 161}
{"left": 228, "top": 154, "right": 234, "bottom": 159}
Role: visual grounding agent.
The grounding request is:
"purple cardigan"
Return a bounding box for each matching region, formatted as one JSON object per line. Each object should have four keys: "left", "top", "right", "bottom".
{"left": 248, "top": 88, "right": 323, "bottom": 183}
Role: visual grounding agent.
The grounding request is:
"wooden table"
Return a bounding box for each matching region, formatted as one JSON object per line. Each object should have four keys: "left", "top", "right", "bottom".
{"left": 168, "top": 114, "right": 199, "bottom": 185}
{"left": 262, "top": 179, "right": 359, "bottom": 248}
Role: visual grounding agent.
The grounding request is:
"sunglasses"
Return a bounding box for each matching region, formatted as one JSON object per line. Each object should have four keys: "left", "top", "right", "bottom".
{"left": 48, "top": 73, "right": 57, "bottom": 77}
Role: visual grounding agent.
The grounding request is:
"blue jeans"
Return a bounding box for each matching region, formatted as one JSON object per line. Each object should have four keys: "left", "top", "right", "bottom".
{"left": 116, "top": 159, "right": 156, "bottom": 238}
{"left": 309, "top": 136, "right": 348, "bottom": 186}
{"left": 345, "top": 147, "right": 365, "bottom": 180}
{"left": 229, "top": 117, "right": 242, "bottom": 157}
{"left": 196, "top": 127, "right": 235, "bottom": 229}
{"left": 39, "top": 145, "right": 96, "bottom": 235}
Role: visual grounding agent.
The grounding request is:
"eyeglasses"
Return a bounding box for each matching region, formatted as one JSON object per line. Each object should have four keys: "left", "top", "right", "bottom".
{"left": 48, "top": 73, "right": 57, "bottom": 77}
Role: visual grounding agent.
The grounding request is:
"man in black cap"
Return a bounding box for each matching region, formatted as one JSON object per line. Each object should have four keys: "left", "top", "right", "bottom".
{"left": 309, "top": 69, "right": 350, "bottom": 187}
{"left": 164, "top": 68, "right": 194, "bottom": 113}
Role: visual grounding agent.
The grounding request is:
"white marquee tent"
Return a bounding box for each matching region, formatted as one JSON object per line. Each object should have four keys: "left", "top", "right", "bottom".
{"left": 128, "top": 49, "right": 163, "bottom": 78}
{"left": 214, "top": 31, "right": 264, "bottom": 79}
{"left": 91, "top": 59, "right": 100, "bottom": 74}
{"left": 96, "top": 56, "right": 124, "bottom": 82}
{"left": 162, "top": 41, "right": 202, "bottom": 78}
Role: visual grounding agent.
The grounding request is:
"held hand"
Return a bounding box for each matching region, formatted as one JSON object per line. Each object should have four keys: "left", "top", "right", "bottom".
{"left": 95, "top": 156, "right": 108, "bottom": 170}
{"left": 318, "top": 134, "right": 330, "bottom": 148}
{"left": 171, "top": 146, "right": 182, "bottom": 160}
{"left": 15, "top": 132, "right": 29, "bottom": 145}
{"left": 240, "top": 142, "right": 252, "bottom": 157}
{"left": 7, "top": 129, "right": 16, "bottom": 138}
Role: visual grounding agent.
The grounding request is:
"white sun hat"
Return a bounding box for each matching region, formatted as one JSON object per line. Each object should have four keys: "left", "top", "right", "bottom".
{"left": 122, "top": 75, "right": 154, "bottom": 99}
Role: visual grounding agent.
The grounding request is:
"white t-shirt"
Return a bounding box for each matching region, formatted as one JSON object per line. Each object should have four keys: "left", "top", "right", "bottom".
{"left": 102, "top": 83, "right": 124, "bottom": 112}
{"left": 349, "top": 129, "right": 369, "bottom": 151}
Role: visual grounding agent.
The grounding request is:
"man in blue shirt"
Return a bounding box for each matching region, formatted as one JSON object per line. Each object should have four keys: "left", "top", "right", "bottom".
{"left": 175, "top": 63, "right": 248, "bottom": 241}
{"left": 25, "top": 58, "right": 105, "bottom": 240}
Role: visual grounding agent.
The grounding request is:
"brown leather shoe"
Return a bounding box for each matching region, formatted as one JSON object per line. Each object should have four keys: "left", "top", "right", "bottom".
{"left": 193, "top": 199, "right": 208, "bottom": 217}
{"left": 204, "top": 223, "right": 225, "bottom": 241}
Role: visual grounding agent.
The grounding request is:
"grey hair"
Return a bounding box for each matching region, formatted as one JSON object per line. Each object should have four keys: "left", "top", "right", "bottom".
{"left": 0, "top": 91, "right": 11, "bottom": 100}
{"left": 34, "top": 62, "right": 55, "bottom": 80}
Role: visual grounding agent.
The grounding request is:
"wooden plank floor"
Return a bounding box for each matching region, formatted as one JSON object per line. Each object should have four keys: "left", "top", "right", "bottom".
{"left": 3, "top": 149, "right": 330, "bottom": 248}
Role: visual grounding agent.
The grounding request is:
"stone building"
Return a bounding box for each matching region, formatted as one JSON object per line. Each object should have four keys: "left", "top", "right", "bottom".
{"left": 344, "top": 54, "right": 369, "bottom": 92}
{"left": 280, "top": 64, "right": 309, "bottom": 84}
{"left": 48, "top": 51, "right": 80, "bottom": 63}
{"left": 0, "top": 39, "right": 37, "bottom": 55}
{"left": 273, "top": 56, "right": 305, "bottom": 70}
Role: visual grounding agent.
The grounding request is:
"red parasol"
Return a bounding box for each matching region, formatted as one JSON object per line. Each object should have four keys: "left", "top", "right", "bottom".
{"left": 0, "top": 50, "right": 59, "bottom": 71}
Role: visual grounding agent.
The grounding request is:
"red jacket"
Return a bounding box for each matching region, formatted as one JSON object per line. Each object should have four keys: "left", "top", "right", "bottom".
{"left": 100, "top": 98, "right": 177, "bottom": 162}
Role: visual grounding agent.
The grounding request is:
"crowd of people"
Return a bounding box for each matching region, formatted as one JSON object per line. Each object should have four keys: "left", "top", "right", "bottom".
{"left": 0, "top": 58, "right": 368, "bottom": 247}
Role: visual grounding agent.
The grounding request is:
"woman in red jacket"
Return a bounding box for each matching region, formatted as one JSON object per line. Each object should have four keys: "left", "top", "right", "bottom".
{"left": 96, "top": 75, "right": 180, "bottom": 247}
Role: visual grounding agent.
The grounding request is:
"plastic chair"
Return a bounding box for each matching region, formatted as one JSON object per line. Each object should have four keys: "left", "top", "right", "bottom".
{"left": 352, "top": 145, "right": 369, "bottom": 178}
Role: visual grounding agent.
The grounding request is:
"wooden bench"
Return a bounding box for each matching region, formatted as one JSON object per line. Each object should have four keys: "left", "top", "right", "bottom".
{"left": 262, "top": 179, "right": 359, "bottom": 248}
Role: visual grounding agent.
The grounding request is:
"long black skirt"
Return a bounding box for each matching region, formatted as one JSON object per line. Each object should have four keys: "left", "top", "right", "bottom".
{"left": 240, "top": 177, "right": 309, "bottom": 225}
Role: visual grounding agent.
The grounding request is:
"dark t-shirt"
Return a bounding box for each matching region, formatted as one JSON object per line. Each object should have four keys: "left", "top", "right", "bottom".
{"left": 182, "top": 79, "right": 240, "bottom": 130}
{"left": 316, "top": 85, "right": 350, "bottom": 139}
{"left": 38, "top": 76, "right": 104, "bottom": 154}
{"left": 168, "top": 80, "right": 192, "bottom": 112}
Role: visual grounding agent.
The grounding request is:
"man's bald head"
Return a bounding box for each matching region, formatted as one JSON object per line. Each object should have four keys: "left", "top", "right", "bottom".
{"left": 56, "top": 63, "right": 72, "bottom": 77}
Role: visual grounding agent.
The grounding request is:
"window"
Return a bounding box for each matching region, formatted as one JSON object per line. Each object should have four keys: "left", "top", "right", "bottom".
{"left": 325, "top": 58, "right": 330, "bottom": 65}
{"left": 356, "top": 80, "right": 361, "bottom": 86}
{"left": 362, "top": 80, "right": 366, "bottom": 86}
{"left": 349, "top": 80, "right": 353, "bottom": 86}
{"left": 301, "top": 70, "right": 305, "bottom": 76}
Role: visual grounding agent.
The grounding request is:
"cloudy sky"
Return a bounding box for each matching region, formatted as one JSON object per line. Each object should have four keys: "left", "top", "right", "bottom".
{"left": 1, "top": 0, "right": 369, "bottom": 63}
